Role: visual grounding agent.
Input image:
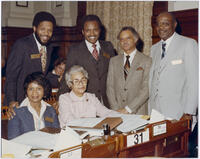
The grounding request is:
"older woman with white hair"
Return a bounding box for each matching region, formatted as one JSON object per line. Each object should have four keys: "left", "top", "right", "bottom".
{"left": 58, "top": 65, "right": 119, "bottom": 128}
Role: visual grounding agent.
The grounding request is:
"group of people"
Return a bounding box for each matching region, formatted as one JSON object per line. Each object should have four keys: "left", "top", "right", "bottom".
{"left": 4, "top": 10, "right": 198, "bottom": 151}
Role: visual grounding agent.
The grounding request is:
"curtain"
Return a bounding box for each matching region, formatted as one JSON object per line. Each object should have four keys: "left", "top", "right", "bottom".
{"left": 87, "top": 1, "right": 154, "bottom": 55}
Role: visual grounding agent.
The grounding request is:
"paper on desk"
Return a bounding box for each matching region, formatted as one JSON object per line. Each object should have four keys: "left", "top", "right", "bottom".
{"left": 53, "top": 126, "right": 82, "bottom": 158}
{"left": 2, "top": 138, "right": 31, "bottom": 158}
{"left": 66, "top": 117, "right": 105, "bottom": 127}
{"left": 116, "top": 114, "right": 148, "bottom": 132}
{"left": 149, "top": 109, "right": 165, "bottom": 124}
{"left": 11, "top": 131, "right": 59, "bottom": 149}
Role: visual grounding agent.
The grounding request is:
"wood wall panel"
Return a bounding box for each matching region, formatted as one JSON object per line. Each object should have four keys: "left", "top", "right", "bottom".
{"left": 2, "top": 27, "right": 33, "bottom": 61}
{"left": 1, "top": 1, "right": 86, "bottom": 72}
{"left": 173, "top": 9, "right": 198, "bottom": 42}
{"left": 52, "top": 26, "right": 83, "bottom": 59}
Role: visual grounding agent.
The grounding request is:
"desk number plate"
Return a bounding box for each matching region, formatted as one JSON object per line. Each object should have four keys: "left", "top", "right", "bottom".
{"left": 127, "top": 128, "right": 149, "bottom": 147}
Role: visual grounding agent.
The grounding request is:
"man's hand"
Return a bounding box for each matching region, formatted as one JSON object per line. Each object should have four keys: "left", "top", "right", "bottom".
{"left": 117, "top": 108, "right": 129, "bottom": 114}
{"left": 52, "top": 101, "right": 59, "bottom": 114}
{"left": 7, "top": 101, "right": 19, "bottom": 120}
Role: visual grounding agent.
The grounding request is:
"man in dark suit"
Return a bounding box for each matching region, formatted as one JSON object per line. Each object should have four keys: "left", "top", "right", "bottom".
{"left": 4, "top": 11, "right": 56, "bottom": 111}
{"left": 58, "top": 15, "right": 115, "bottom": 108}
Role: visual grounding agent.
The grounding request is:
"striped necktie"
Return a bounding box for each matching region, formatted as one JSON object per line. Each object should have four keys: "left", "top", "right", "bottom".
{"left": 124, "top": 55, "right": 130, "bottom": 80}
{"left": 92, "top": 44, "right": 99, "bottom": 61}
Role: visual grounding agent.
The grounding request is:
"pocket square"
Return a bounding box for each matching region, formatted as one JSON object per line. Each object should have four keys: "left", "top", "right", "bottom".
{"left": 136, "top": 67, "right": 144, "bottom": 71}
{"left": 103, "top": 52, "right": 110, "bottom": 59}
{"left": 171, "top": 59, "right": 183, "bottom": 65}
{"left": 44, "top": 116, "right": 54, "bottom": 123}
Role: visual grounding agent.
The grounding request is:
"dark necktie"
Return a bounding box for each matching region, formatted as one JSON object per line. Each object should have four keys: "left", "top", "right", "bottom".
{"left": 92, "top": 44, "right": 99, "bottom": 61}
{"left": 161, "top": 42, "right": 166, "bottom": 59}
{"left": 124, "top": 55, "right": 130, "bottom": 80}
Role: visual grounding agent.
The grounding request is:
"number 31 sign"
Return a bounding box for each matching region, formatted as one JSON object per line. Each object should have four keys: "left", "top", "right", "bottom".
{"left": 127, "top": 128, "right": 149, "bottom": 147}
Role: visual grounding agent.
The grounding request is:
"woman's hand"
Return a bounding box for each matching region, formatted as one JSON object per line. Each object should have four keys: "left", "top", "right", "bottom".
{"left": 117, "top": 108, "right": 129, "bottom": 114}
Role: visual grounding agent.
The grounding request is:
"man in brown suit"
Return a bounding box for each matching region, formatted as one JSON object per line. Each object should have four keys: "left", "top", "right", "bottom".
{"left": 58, "top": 15, "right": 116, "bottom": 108}
{"left": 107, "top": 26, "right": 151, "bottom": 114}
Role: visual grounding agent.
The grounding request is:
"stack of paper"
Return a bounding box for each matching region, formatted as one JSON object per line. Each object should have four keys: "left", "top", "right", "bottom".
{"left": 67, "top": 117, "right": 105, "bottom": 127}
{"left": 116, "top": 114, "right": 148, "bottom": 132}
{"left": 11, "top": 131, "right": 59, "bottom": 149}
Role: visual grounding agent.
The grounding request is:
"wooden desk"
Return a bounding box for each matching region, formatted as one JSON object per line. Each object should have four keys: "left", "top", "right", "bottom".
{"left": 48, "top": 119, "right": 191, "bottom": 158}
{"left": 49, "top": 135, "right": 120, "bottom": 158}
{"left": 118, "top": 119, "right": 191, "bottom": 158}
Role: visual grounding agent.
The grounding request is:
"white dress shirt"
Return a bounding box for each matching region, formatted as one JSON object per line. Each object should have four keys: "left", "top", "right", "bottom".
{"left": 20, "top": 97, "right": 51, "bottom": 130}
{"left": 161, "top": 32, "right": 175, "bottom": 54}
{"left": 85, "top": 40, "right": 101, "bottom": 55}
{"left": 33, "top": 33, "right": 47, "bottom": 52}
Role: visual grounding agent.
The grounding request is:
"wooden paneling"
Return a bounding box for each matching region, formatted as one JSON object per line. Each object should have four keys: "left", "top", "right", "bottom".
{"left": 2, "top": 27, "right": 33, "bottom": 61}
{"left": 52, "top": 26, "right": 83, "bottom": 59}
{"left": 152, "top": 2, "right": 198, "bottom": 44}
{"left": 173, "top": 9, "right": 198, "bottom": 42}
{"left": 1, "top": 1, "right": 87, "bottom": 72}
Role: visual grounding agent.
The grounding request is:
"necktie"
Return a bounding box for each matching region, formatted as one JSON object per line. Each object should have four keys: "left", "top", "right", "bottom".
{"left": 40, "top": 46, "right": 47, "bottom": 72}
{"left": 92, "top": 44, "right": 99, "bottom": 61}
{"left": 161, "top": 42, "right": 166, "bottom": 59}
{"left": 124, "top": 55, "right": 130, "bottom": 80}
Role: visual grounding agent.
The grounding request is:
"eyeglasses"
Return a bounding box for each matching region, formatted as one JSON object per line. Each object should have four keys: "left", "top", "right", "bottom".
{"left": 72, "top": 78, "right": 88, "bottom": 85}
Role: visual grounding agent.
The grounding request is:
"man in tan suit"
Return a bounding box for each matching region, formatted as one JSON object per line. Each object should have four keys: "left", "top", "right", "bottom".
{"left": 107, "top": 26, "right": 152, "bottom": 114}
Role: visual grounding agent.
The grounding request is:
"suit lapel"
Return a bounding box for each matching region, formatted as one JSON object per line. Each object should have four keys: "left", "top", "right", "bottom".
{"left": 21, "top": 108, "right": 35, "bottom": 130}
{"left": 160, "top": 33, "right": 178, "bottom": 73}
{"left": 152, "top": 41, "right": 162, "bottom": 73}
{"left": 118, "top": 54, "right": 126, "bottom": 85}
{"left": 29, "top": 34, "right": 53, "bottom": 74}
{"left": 99, "top": 42, "right": 110, "bottom": 76}
{"left": 83, "top": 41, "right": 97, "bottom": 63}
{"left": 44, "top": 45, "right": 52, "bottom": 74}
{"left": 126, "top": 51, "right": 140, "bottom": 83}
{"left": 26, "top": 35, "right": 43, "bottom": 71}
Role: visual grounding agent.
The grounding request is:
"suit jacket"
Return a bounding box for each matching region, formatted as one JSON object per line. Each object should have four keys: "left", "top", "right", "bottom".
{"left": 58, "top": 40, "right": 115, "bottom": 108}
{"left": 58, "top": 91, "right": 119, "bottom": 128}
{"left": 107, "top": 51, "right": 152, "bottom": 115}
{"left": 8, "top": 105, "right": 60, "bottom": 140}
{"left": 148, "top": 33, "right": 198, "bottom": 120}
{"left": 46, "top": 71, "right": 60, "bottom": 88}
{"left": 4, "top": 34, "right": 53, "bottom": 106}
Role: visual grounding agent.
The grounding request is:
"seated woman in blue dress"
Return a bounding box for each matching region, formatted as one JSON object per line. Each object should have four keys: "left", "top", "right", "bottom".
{"left": 8, "top": 72, "right": 60, "bottom": 140}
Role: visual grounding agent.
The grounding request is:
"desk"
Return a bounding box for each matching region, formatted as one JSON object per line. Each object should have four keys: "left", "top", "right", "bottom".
{"left": 49, "top": 136, "right": 120, "bottom": 158}
{"left": 118, "top": 119, "right": 191, "bottom": 157}
{"left": 49, "top": 119, "right": 191, "bottom": 158}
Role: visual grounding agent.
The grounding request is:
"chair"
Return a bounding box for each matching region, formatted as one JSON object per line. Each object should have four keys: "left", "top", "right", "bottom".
{"left": 44, "top": 90, "right": 59, "bottom": 114}
{"left": 1, "top": 105, "right": 8, "bottom": 120}
{"left": 1, "top": 105, "right": 9, "bottom": 139}
{"left": 44, "top": 91, "right": 57, "bottom": 106}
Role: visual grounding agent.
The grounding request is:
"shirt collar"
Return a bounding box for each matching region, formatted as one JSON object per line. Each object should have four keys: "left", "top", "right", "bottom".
{"left": 33, "top": 33, "right": 46, "bottom": 51}
{"left": 20, "top": 97, "right": 51, "bottom": 107}
{"left": 123, "top": 49, "right": 137, "bottom": 64}
{"left": 161, "top": 32, "right": 176, "bottom": 50}
{"left": 69, "top": 90, "right": 88, "bottom": 102}
{"left": 85, "top": 40, "right": 101, "bottom": 53}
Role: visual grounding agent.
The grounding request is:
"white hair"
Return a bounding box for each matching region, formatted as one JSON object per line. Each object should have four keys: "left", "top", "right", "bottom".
{"left": 65, "top": 65, "right": 88, "bottom": 88}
